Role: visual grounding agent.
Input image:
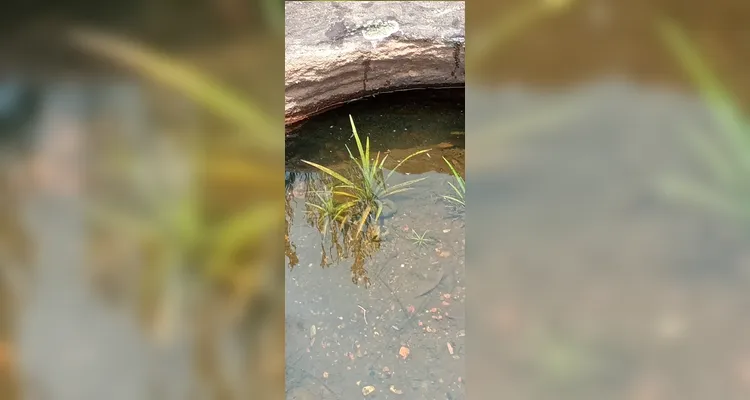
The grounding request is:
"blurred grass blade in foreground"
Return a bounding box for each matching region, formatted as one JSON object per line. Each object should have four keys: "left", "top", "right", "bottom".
{"left": 68, "top": 28, "right": 280, "bottom": 153}
{"left": 658, "top": 19, "right": 749, "bottom": 147}
{"left": 64, "top": 26, "right": 284, "bottom": 398}
{"left": 468, "top": 0, "right": 577, "bottom": 76}
{"left": 656, "top": 19, "right": 750, "bottom": 221}
{"left": 261, "top": 0, "right": 285, "bottom": 35}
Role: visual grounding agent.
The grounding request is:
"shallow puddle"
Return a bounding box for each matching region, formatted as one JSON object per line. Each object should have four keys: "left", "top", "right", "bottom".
{"left": 285, "top": 89, "right": 466, "bottom": 399}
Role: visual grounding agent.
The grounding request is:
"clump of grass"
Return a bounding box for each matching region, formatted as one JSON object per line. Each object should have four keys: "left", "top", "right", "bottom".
{"left": 442, "top": 156, "right": 466, "bottom": 210}
{"left": 408, "top": 229, "right": 434, "bottom": 248}
{"left": 302, "top": 115, "right": 429, "bottom": 237}
{"left": 299, "top": 116, "right": 430, "bottom": 286}
{"left": 656, "top": 19, "right": 750, "bottom": 221}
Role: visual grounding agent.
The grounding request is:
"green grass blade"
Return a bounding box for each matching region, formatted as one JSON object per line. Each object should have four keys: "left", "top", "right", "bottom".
{"left": 447, "top": 181, "right": 465, "bottom": 200}
{"left": 349, "top": 115, "right": 368, "bottom": 171}
{"left": 373, "top": 151, "right": 382, "bottom": 173}
{"left": 657, "top": 19, "right": 750, "bottom": 172}
{"left": 306, "top": 203, "right": 327, "bottom": 213}
{"left": 332, "top": 189, "right": 360, "bottom": 198}
{"left": 657, "top": 20, "right": 745, "bottom": 131}
{"left": 373, "top": 202, "right": 383, "bottom": 222}
{"left": 345, "top": 144, "right": 356, "bottom": 160}
{"left": 386, "top": 177, "right": 427, "bottom": 193}
{"left": 385, "top": 149, "right": 431, "bottom": 181}
{"left": 365, "top": 136, "right": 371, "bottom": 172}
{"left": 384, "top": 187, "right": 417, "bottom": 197}
{"left": 336, "top": 202, "right": 357, "bottom": 220}
{"left": 332, "top": 190, "right": 358, "bottom": 199}
{"left": 442, "top": 195, "right": 465, "bottom": 206}
{"left": 443, "top": 157, "right": 466, "bottom": 192}
{"left": 379, "top": 153, "right": 389, "bottom": 169}
{"left": 338, "top": 200, "right": 358, "bottom": 209}
{"left": 683, "top": 123, "right": 739, "bottom": 185}
{"left": 301, "top": 160, "right": 355, "bottom": 186}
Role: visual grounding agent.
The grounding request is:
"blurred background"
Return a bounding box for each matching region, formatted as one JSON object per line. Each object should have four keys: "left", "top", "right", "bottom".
{"left": 0, "top": 0, "right": 748, "bottom": 399}
{"left": 468, "top": 0, "right": 750, "bottom": 399}
{"left": 0, "top": 0, "right": 284, "bottom": 399}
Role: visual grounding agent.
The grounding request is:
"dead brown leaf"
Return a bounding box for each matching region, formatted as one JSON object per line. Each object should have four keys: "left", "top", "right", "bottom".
{"left": 399, "top": 346, "right": 410, "bottom": 359}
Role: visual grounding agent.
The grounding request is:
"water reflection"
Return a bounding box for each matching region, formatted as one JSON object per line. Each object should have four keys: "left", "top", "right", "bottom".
{"left": 286, "top": 171, "right": 382, "bottom": 287}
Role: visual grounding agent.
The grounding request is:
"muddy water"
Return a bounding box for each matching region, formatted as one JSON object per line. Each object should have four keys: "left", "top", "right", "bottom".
{"left": 285, "top": 89, "right": 466, "bottom": 399}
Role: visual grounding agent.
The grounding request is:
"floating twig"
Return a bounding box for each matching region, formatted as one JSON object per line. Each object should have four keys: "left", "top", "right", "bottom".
{"left": 358, "top": 305, "right": 368, "bottom": 324}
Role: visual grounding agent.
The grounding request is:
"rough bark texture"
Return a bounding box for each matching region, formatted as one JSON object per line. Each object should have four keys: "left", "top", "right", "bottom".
{"left": 284, "top": 1, "right": 465, "bottom": 133}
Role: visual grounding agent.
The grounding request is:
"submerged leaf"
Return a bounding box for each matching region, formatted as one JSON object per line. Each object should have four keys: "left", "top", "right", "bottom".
{"left": 399, "top": 346, "right": 410, "bottom": 359}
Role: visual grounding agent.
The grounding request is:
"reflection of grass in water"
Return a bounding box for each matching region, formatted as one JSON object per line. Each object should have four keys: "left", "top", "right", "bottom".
{"left": 305, "top": 182, "right": 346, "bottom": 236}
{"left": 294, "top": 173, "right": 381, "bottom": 288}
{"left": 285, "top": 195, "right": 299, "bottom": 270}
{"left": 656, "top": 20, "right": 750, "bottom": 221}
{"left": 68, "top": 28, "right": 283, "bottom": 398}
